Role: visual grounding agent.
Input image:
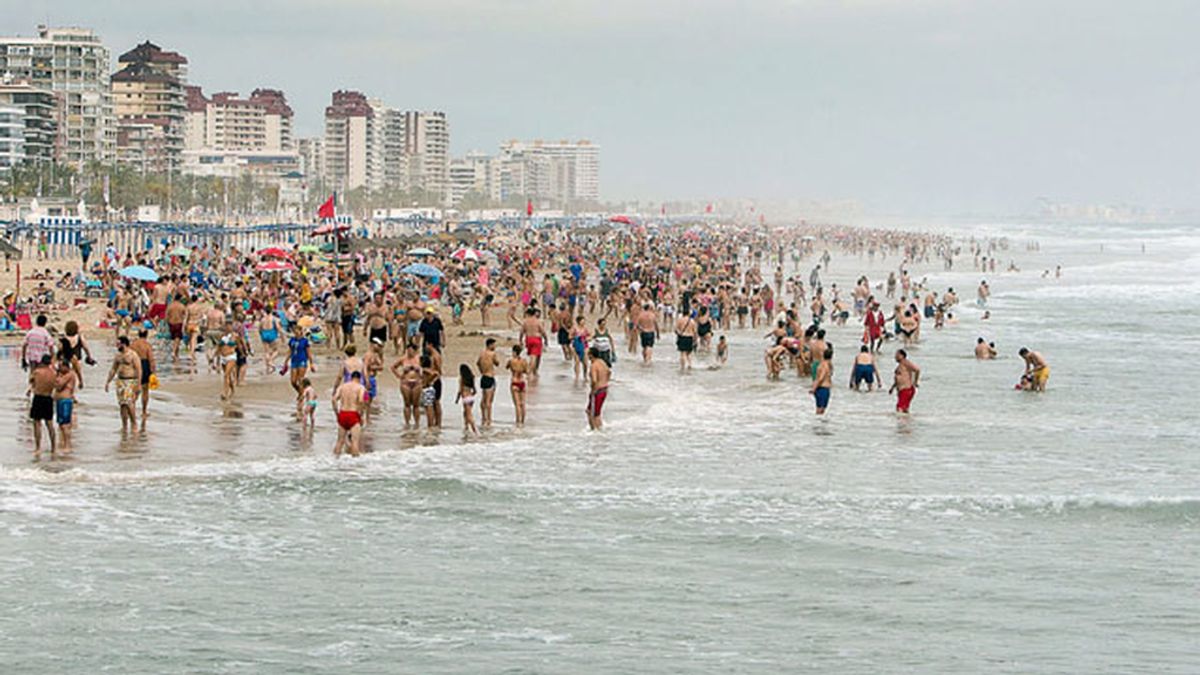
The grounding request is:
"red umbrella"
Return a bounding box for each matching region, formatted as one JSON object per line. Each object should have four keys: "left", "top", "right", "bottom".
{"left": 256, "top": 260, "right": 296, "bottom": 272}
{"left": 449, "top": 248, "right": 483, "bottom": 262}
{"left": 609, "top": 215, "right": 634, "bottom": 225}
{"left": 311, "top": 221, "right": 351, "bottom": 236}
{"left": 258, "top": 246, "right": 292, "bottom": 259}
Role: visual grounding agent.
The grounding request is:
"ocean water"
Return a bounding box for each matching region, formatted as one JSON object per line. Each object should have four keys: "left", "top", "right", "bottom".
{"left": 2, "top": 222, "right": 1198, "bottom": 673}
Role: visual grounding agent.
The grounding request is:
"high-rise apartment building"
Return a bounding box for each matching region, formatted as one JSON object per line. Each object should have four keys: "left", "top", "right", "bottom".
{"left": 0, "top": 81, "right": 58, "bottom": 164}
{"left": 322, "top": 90, "right": 373, "bottom": 192}
{"left": 0, "top": 25, "right": 115, "bottom": 165}
{"left": 448, "top": 151, "right": 500, "bottom": 205}
{"left": 183, "top": 86, "right": 293, "bottom": 153}
{"left": 497, "top": 140, "right": 599, "bottom": 207}
{"left": 297, "top": 136, "right": 325, "bottom": 184}
{"left": 403, "top": 111, "right": 449, "bottom": 198}
{"left": 112, "top": 41, "right": 188, "bottom": 171}
{"left": 0, "top": 106, "right": 26, "bottom": 171}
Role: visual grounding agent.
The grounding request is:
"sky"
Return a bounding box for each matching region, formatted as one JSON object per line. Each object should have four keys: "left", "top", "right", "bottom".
{"left": 6, "top": 0, "right": 1200, "bottom": 215}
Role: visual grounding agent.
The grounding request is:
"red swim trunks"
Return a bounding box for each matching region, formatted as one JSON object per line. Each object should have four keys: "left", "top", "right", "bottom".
{"left": 511, "top": 380, "right": 526, "bottom": 393}
{"left": 168, "top": 323, "right": 183, "bottom": 340}
{"left": 337, "top": 410, "right": 361, "bottom": 430}
{"left": 147, "top": 303, "right": 166, "bottom": 320}
{"left": 896, "top": 387, "right": 916, "bottom": 413}
{"left": 525, "top": 336, "right": 543, "bottom": 357}
{"left": 587, "top": 387, "right": 607, "bottom": 417}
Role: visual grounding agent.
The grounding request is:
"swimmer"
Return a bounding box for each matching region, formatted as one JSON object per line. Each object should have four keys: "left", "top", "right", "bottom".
{"left": 1018, "top": 347, "right": 1050, "bottom": 392}
{"left": 850, "top": 345, "right": 881, "bottom": 392}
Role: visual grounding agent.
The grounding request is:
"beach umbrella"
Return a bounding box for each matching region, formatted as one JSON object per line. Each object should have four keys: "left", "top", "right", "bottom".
{"left": 399, "top": 263, "right": 442, "bottom": 278}
{"left": 118, "top": 265, "right": 158, "bottom": 282}
{"left": 407, "top": 247, "right": 435, "bottom": 257}
{"left": 311, "top": 221, "right": 351, "bottom": 236}
{"left": 298, "top": 244, "right": 320, "bottom": 254}
{"left": 449, "top": 247, "right": 484, "bottom": 262}
{"left": 170, "top": 246, "right": 191, "bottom": 258}
{"left": 258, "top": 246, "right": 292, "bottom": 259}
{"left": 609, "top": 215, "right": 635, "bottom": 225}
{"left": 256, "top": 260, "right": 296, "bottom": 273}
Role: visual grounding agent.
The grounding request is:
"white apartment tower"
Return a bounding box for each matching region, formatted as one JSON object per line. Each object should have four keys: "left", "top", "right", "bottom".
{"left": 0, "top": 25, "right": 116, "bottom": 164}
{"left": 498, "top": 139, "right": 599, "bottom": 207}
{"left": 403, "top": 111, "right": 449, "bottom": 199}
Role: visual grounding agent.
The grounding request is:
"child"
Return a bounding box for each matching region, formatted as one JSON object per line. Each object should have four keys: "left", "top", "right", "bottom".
{"left": 715, "top": 335, "right": 729, "bottom": 367}
{"left": 54, "top": 360, "right": 77, "bottom": 453}
{"left": 456, "top": 364, "right": 478, "bottom": 435}
{"left": 298, "top": 377, "right": 318, "bottom": 426}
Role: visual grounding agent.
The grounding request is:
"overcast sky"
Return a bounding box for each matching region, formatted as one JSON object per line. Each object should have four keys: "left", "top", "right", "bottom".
{"left": 8, "top": 0, "right": 1200, "bottom": 214}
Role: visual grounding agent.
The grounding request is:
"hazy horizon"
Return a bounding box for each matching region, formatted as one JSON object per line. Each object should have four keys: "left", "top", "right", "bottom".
{"left": 7, "top": 0, "right": 1199, "bottom": 216}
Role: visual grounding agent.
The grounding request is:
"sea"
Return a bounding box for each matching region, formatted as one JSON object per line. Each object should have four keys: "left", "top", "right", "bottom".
{"left": 1, "top": 221, "right": 1197, "bottom": 673}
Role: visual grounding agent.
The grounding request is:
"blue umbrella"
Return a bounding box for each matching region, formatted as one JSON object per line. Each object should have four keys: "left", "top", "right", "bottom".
{"left": 118, "top": 265, "right": 159, "bottom": 282}
{"left": 400, "top": 263, "right": 442, "bottom": 278}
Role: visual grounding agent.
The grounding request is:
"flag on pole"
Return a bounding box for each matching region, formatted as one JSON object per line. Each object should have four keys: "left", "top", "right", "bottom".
{"left": 317, "top": 194, "right": 336, "bottom": 220}
{"left": 526, "top": 199, "right": 533, "bottom": 217}
{"left": 705, "top": 203, "right": 713, "bottom": 214}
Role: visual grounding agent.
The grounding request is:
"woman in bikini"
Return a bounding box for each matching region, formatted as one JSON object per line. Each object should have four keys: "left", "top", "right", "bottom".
{"left": 456, "top": 363, "right": 478, "bottom": 435}
{"left": 390, "top": 342, "right": 424, "bottom": 427}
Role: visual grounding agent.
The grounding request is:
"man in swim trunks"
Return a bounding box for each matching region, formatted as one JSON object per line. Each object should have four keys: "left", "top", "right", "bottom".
{"left": 54, "top": 359, "right": 77, "bottom": 453}
{"left": 674, "top": 312, "right": 697, "bottom": 370}
{"left": 332, "top": 371, "right": 368, "bottom": 457}
{"left": 810, "top": 346, "right": 833, "bottom": 415}
{"left": 476, "top": 338, "right": 501, "bottom": 428}
{"left": 890, "top": 348, "right": 921, "bottom": 413}
{"left": 975, "top": 337, "right": 997, "bottom": 359}
{"left": 587, "top": 346, "right": 610, "bottom": 430}
{"left": 850, "top": 345, "right": 881, "bottom": 392}
{"left": 27, "top": 354, "right": 57, "bottom": 459}
{"left": 105, "top": 336, "right": 143, "bottom": 432}
{"left": 520, "top": 308, "right": 547, "bottom": 375}
{"left": 1019, "top": 347, "right": 1050, "bottom": 392}
{"left": 129, "top": 328, "right": 156, "bottom": 419}
{"left": 635, "top": 303, "right": 660, "bottom": 364}
{"left": 165, "top": 294, "right": 187, "bottom": 361}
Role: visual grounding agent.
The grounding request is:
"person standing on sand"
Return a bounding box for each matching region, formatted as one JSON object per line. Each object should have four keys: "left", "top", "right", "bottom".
{"left": 587, "top": 347, "right": 610, "bottom": 431}
{"left": 456, "top": 363, "right": 479, "bottom": 435}
{"left": 476, "top": 338, "right": 500, "bottom": 428}
{"left": 810, "top": 346, "right": 833, "bottom": 415}
{"left": 332, "top": 372, "right": 367, "bottom": 457}
{"left": 165, "top": 295, "right": 186, "bottom": 361}
{"left": 27, "top": 354, "right": 57, "bottom": 459}
{"left": 105, "top": 336, "right": 142, "bottom": 432}
{"left": 287, "top": 323, "right": 314, "bottom": 398}
{"left": 890, "top": 348, "right": 921, "bottom": 413}
{"left": 507, "top": 344, "right": 529, "bottom": 427}
{"left": 21, "top": 314, "right": 54, "bottom": 372}
{"left": 129, "top": 328, "right": 155, "bottom": 420}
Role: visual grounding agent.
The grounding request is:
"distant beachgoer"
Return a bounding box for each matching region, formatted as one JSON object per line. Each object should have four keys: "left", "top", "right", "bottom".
{"left": 890, "top": 349, "right": 921, "bottom": 413}
{"left": 587, "top": 347, "right": 610, "bottom": 430}
{"left": 105, "top": 336, "right": 142, "bottom": 431}
{"left": 129, "top": 328, "right": 155, "bottom": 419}
{"left": 974, "top": 337, "right": 997, "bottom": 359}
{"left": 810, "top": 346, "right": 833, "bottom": 415}
{"left": 507, "top": 344, "right": 528, "bottom": 427}
{"left": 28, "top": 354, "right": 57, "bottom": 459}
{"left": 332, "top": 372, "right": 367, "bottom": 456}
{"left": 850, "top": 345, "right": 880, "bottom": 392}
{"left": 456, "top": 363, "right": 478, "bottom": 435}
{"left": 476, "top": 338, "right": 500, "bottom": 428}
{"left": 1019, "top": 347, "right": 1050, "bottom": 392}
{"left": 21, "top": 314, "right": 54, "bottom": 371}
{"left": 298, "top": 377, "right": 318, "bottom": 426}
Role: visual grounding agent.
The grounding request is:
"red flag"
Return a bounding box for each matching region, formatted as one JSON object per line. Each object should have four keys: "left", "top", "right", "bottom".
{"left": 526, "top": 199, "right": 533, "bottom": 217}
{"left": 705, "top": 203, "right": 713, "bottom": 214}
{"left": 317, "top": 194, "right": 335, "bottom": 220}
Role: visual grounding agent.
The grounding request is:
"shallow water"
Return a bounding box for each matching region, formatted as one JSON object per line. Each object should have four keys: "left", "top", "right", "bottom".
{"left": 2, "top": 222, "right": 1198, "bottom": 673}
